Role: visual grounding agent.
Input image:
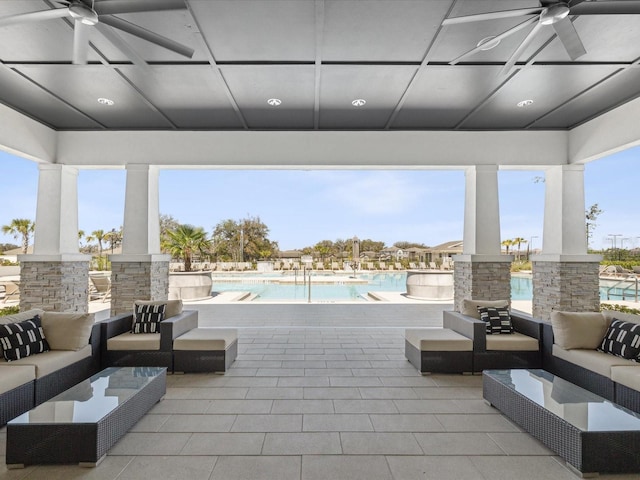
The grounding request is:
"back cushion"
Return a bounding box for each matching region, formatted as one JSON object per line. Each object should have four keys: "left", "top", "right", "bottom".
{"left": 551, "top": 311, "right": 608, "bottom": 350}
{"left": 461, "top": 299, "right": 509, "bottom": 320}
{"left": 41, "top": 312, "right": 95, "bottom": 351}
{"left": 134, "top": 299, "right": 183, "bottom": 319}
{"left": 0, "top": 309, "right": 45, "bottom": 325}
{"left": 602, "top": 310, "right": 640, "bottom": 326}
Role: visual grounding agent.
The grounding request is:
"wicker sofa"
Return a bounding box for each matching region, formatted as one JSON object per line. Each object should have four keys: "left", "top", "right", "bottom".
{"left": 541, "top": 310, "right": 640, "bottom": 412}
{"left": 443, "top": 299, "right": 543, "bottom": 373}
{"left": 0, "top": 309, "right": 101, "bottom": 426}
{"left": 101, "top": 300, "right": 197, "bottom": 371}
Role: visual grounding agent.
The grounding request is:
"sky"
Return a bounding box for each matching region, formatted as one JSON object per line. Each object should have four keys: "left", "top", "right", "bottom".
{"left": 0, "top": 146, "right": 638, "bottom": 251}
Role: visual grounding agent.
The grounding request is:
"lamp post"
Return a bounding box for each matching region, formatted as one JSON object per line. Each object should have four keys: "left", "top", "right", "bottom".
{"left": 608, "top": 234, "right": 622, "bottom": 261}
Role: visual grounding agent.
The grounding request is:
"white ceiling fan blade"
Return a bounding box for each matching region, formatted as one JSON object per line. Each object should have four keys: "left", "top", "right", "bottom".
{"left": 443, "top": 7, "right": 543, "bottom": 25}
{"left": 94, "top": 0, "right": 187, "bottom": 15}
{"left": 570, "top": 1, "right": 640, "bottom": 15}
{"left": 72, "top": 20, "right": 90, "bottom": 64}
{"left": 500, "top": 21, "right": 544, "bottom": 75}
{"left": 100, "top": 15, "right": 194, "bottom": 58}
{"left": 95, "top": 23, "right": 150, "bottom": 70}
{"left": 0, "top": 7, "right": 70, "bottom": 27}
{"left": 450, "top": 16, "right": 539, "bottom": 65}
{"left": 552, "top": 17, "right": 586, "bottom": 60}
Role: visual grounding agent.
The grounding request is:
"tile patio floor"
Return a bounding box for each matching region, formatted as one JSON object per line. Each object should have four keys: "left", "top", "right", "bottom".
{"left": 1, "top": 327, "right": 638, "bottom": 480}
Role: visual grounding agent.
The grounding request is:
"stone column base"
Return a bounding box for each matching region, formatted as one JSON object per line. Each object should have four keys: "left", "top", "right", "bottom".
{"left": 453, "top": 255, "right": 513, "bottom": 312}
{"left": 18, "top": 255, "right": 91, "bottom": 312}
{"left": 109, "top": 254, "right": 170, "bottom": 316}
{"left": 532, "top": 255, "right": 601, "bottom": 321}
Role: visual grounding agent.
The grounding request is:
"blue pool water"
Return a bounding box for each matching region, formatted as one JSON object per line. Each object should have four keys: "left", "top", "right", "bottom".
{"left": 210, "top": 272, "right": 631, "bottom": 302}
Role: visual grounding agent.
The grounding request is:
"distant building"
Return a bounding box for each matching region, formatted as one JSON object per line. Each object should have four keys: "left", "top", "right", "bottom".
{"left": 426, "top": 240, "right": 463, "bottom": 265}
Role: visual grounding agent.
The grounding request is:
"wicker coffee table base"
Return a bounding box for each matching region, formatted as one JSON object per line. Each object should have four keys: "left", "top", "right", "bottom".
{"left": 7, "top": 368, "right": 166, "bottom": 468}
{"left": 483, "top": 370, "right": 640, "bottom": 477}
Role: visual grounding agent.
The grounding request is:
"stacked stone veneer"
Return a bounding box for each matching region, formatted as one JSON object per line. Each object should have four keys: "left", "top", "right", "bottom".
{"left": 454, "top": 260, "right": 512, "bottom": 312}
{"left": 19, "top": 261, "right": 89, "bottom": 312}
{"left": 532, "top": 261, "right": 600, "bottom": 321}
{"left": 110, "top": 260, "right": 169, "bottom": 315}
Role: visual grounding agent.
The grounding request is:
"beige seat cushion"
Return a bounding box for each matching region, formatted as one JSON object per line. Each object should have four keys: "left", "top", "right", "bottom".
{"left": 553, "top": 345, "right": 634, "bottom": 378}
{"left": 611, "top": 365, "right": 640, "bottom": 391}
{"left": 3, "top": 346, "right": 91, "bottom": 378}
{"left": 486, "top": 332, "right": 539, "bottom": 351}
{"left": 0, "top": 309, "right": 45, "bottom": 325}
{"left": 41, "top": 312, "right": 95, "bottom": 351}
{"left": 461, "top": 299, "right": 509, "bottom": 320}
{"left": 173, "top": 328, "right": 238, "bottom": 351}
{"left": 405, "top": 328, "right": 473, "bottom": 352}
{"left": 551, "top": 311, "right": 609, "bottom": 350}
{"left": 107, "top": 332, "right": 160, "bottom": 351}
{"left": 134, "top": 299, "right": 183, "bottom": 319}
{"left": 0, "top": 365, "right": 35, "bottom": 394}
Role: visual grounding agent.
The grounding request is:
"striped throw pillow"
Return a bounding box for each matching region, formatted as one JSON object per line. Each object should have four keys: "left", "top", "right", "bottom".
{"left": 132, "top": 303, "right": 166, "bottom": 334}
{"left": 0, "top": 316, "right": 50, "bottom": 361}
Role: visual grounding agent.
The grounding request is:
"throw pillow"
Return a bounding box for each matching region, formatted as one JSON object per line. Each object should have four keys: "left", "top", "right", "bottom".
{"left": 462, "top": 299, "right": 509, "bottom": 320}
{"left": 0, "top": 316, "right": 50, "bottom": 361}
{"left": 134, "top": 299, "right": 182, "bottom": 319}
{"left": 41, "top": 312, "right": 95, "bottom": 351}
{"left": 550, "top": 311, "right": 608, "bottom": 350}
{"left": 598, "top": 319, "right": 640, "bottom": 361}
{"left": 478, "top": 306, "right": 513, "bottom": 335}
{"left": 132, "top": 304, "right": 166, "bottom": 334}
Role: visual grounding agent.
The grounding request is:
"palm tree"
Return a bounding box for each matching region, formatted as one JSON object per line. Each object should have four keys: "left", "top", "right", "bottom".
{"left": 91, "top": 229, "right": 107, "bottom": 259}
{"left": 501, "top": 239, "right": 515, "bottom": 255}
{"left": 512, "top": 237, "right": 527, "bottom": 261}
{"left": 2, "top": 218, "right": 34, "bottom": 253}
{"left": 164, "top": 224, "right": 211, "bottom": 272}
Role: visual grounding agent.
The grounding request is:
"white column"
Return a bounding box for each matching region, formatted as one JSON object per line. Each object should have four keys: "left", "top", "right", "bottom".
{"left": 541, "top": 164, "right": 588, "bottom": 256}
{"left": 462, "top": 165, "right": 502, "bottom": 257}
{"left": 33, "top": 164, "right": 80, "bottom": 255}
{"left": 121, "top": 164, "right": 161, "bottom": 255}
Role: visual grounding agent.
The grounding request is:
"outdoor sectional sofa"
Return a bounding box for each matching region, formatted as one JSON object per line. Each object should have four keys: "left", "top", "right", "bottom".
{"left": 0, "top": 309, "right": 101, "bottom": 426}
{"left": 542, "top": 310, "right": 640, "bottom": 413}
{"left": 442, "top": 299, "right": 543, "bottom": 373}
{"left": 101, "top": 299, "right": 198, "bottom": 371}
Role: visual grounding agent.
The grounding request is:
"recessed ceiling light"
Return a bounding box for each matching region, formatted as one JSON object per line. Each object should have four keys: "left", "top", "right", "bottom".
{"left": 477, "top": 36, "right": 500, "bottom": 51}
{"left": 517, "top": 99, "right": 534, "bottom": 108}
{"left": 352, "top": 99, "right": 366, "bottom": 107}
{"left": 97, "top": 97, "right": 114, "bottom": 106}
{"left": 267, "top": 98, "right": 282, "bottom": 106}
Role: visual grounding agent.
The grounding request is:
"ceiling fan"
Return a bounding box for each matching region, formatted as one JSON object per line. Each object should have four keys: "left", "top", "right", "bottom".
{"left": 443, "top": 0, "right": 640, "bottom": 75}
{"left": 0, "top": 0, "right": 195, "bottom": 66}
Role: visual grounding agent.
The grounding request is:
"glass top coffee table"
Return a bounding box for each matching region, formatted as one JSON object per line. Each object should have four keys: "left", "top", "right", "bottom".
{"left": 483, "top": 369, "right": 640, "bottom": 477}
{"left": 6, "top": 366, "right": 166, "bottom": 468}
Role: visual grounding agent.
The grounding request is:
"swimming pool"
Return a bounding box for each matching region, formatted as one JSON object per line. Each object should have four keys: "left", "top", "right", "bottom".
{"left": 210, "top": 272, "right": 631, "bottom": 302}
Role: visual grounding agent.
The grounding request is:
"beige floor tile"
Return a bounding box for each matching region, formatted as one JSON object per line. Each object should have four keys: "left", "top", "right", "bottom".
{"left": 413, "top": 432, "right": 504, "bottom": 455}
{"left": 488, "top": 432, "right": 554, "bottom": 455}
{"left": 469, "top": 456, "right": 577, "bottom": 479}
{"left": 109, "top": 433, "right": 192, "bottom": 456}
{"left": 413, "top": 387, "right": 483, "bottom": 399}
{"left": 222, "top": 377, "right": 278, "bottom": 387}
{"left": 262, "top": 432, "right": 341, "bottom": 455}
{"left": 359, "top": 387, "right": 419, "bottom": 399}
{"left": 303, "top": 414, "right": 373, "bottom": 432}
{"left": 303, "top": 387, "right": 361, "bottom": 399}
{"left": 209, "top": 456, "right": 300, "bottom": 480}
{"left": 334, "top": 399, "right": 398, "bottom": 413}
{"left": 340, "top": 432, "right": 423, "bottom": 454}
{"left": 379, "top": 376, "right": 438, "bottom": 387}
{"left": 271, "top": 399, "right": 335, "bottom": 414}
{"left": 369, "top": 414, "right": 444, "bottom": 432}
{"left": 187, "top": 387, "right": 248, "bottom": 399}
{"left": 230, "top": 414, "right": 302, "bottom": 432}
{"left": 207, "top": 399, "right": 273, "bottom": 414}
{"left": 245, "top": 387, "right": 304, "bottom": 399}
{"left": 393, "top": 399, "right": 463, "bottom": 414}
{"left": 256, "top": 368, "right": 305, "bottom": 376}
{"left": 159, "top": 414, "right": 236, "bottom": 432}
{"left": 329, "top": 376, "right": 382, "bottom": 387}
{"left": 150, "top": 399, "right": 211, "bottom": 414}
{"left": 128, "top": 414, "right": 170, "bottom": 432}
{"left": 118, "top": 455, "right": 216, "bottom": 480}
{"left": 304, "top": 368, "right": 353, "bottom": 376}
{"left": 435, "top": 413, "right": 521, "bottom": 432}
{"left": 180, "top": 433, "right": 265, "bottom": 455}
{"left": 301, "top": 455, "right": 392, "bottom": 480}
{"left": 277, "top": 376, "right": 330, "bottom": 387}
{"left": 386, "top": 455, "right": 484, "bottom": 480}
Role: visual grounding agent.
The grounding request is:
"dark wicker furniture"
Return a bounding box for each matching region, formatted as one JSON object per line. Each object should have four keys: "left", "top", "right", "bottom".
{"left": 173, "top": 340, "right": 237, "bottom": 373}
{"left": 484, "top": 369, "right": 640, "bottom": 476}
{"left": 404, "top": 328, "right": 473, "bottom": 374}
{"left": 100, "top": 310, "right": 198, "bottom": 370}
{"left": 444, "top": 310, "right": 543, "bottom": 373}
{"left": 6, "top": 366, "right": 166, "bottom": 468}
{"left": 0, "top": 380, "right": 34, "bottom": 427}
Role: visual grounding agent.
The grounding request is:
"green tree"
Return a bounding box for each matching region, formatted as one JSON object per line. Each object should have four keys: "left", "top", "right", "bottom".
{"left": 333, "top": 238, "right": 348, "bottom": 260}
{"left": 105, "top": 228, "right": 123, "bottom": 254}
{"left": 314, "top": 240, "right": 333, "bottom": 261}
{"left": 585, "top": 203, "right": 603, "bottom": 248}
{"left": 91, "top": 229, "right": 107, "bottom": 259}
{"left": 2, "top": 218, "right": 34, "bottom": 254}
{"left": 164, "top": 224, "right": 211, "bottom": 272}
{"left": 160, "top": 214, "right": 180, "bottom": 244}
{"left": 512, "top": 237, "right": 527, "bottom": 261}
{"left": 360, "top": 239, "right": 385, "bottom": 254}
{"left": 212, "top": 216, "right": 277, "bottom": 262}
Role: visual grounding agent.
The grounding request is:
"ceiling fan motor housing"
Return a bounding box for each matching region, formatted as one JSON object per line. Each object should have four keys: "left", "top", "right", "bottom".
{"left": 68, "top": 1, "right": 98, "bottom": 25}
{"left": 540, "top": 3, "right": 570, "bottom": 25}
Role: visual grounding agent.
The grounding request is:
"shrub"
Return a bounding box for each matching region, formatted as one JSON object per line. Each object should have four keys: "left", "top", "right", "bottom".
{"left": 0, "top": 305, "right": 20, "bottom": 316}
{"left": 600, "top": 303, "right": 640, "bottom": 315}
